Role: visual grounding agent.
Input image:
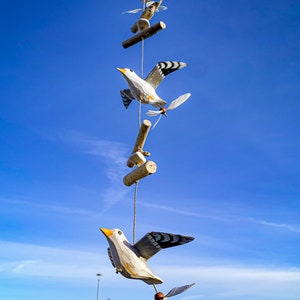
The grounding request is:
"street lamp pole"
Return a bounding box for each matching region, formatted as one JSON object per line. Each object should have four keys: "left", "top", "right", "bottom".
{"left": 96, "top": 273, "right": 102, "bottom": 300}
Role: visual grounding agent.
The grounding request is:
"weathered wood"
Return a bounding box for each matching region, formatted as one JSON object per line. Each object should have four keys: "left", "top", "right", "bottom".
{"left": 122, "top": 21, "right": 166, "bottom": 49}
{"left": 123, "top": 161, "right": 157, "bottom": 186}
{"left": 128, "top": 151, "right": 147, "bottom": 166}
{"left": 127, "top": 119, "right": 152, "bottom": 168}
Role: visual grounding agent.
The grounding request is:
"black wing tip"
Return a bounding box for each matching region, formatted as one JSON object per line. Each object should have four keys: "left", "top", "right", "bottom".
{"left": 155, "top": 61, "right": 187, "bottom": 76}
{"left": 186, "top": 235, "right": 195, "bottom": 242}
{"left": 157, "top": 61, "right": 187, "bottom": 67}
{"left": 147, "top": 232, "right": 195, "bottom": 246}
{"left": 120, "top": 89, "right": 133, "bottom": 109}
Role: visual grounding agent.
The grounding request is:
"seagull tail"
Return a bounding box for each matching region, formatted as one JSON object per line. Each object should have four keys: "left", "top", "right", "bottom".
{"left": 120, "top": 89, "right": 135, "bottom": 109}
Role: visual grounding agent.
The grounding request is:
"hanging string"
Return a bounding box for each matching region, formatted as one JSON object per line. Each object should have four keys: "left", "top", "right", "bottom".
{"left": 138, "top": 0, "right": 146, "bottom": 127}
{"left": 133, "top": 0, "right": 146, "bottom": 244}
{"left": 141, "top": 38, "right": 145, "bottom": 78}
{"left": 133, "top": 180, "right": 139, "bottom": 244}
{"left": 138, "top": 37, "right": 145, "bottom": 127}
{"left": 138, "top": 39, "right": 145, "bottom": 127}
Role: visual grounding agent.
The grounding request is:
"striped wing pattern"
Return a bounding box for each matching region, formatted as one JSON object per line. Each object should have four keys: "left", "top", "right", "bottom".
{"left": 145, "top": 61, "right": 187, "bottom": 89}
{"left": 134, "top": 231, "right": 194, "bottom": 260}
{"left": 120, "top": 89, "right": 135, "bottom": 109}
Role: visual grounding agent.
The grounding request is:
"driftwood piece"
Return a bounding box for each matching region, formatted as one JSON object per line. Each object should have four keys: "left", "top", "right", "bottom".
{"left": 123, "top": 161, "right": 157, "bottom": 186}
{"left": 122, "top": 21, "right": 166, "bottom": 49}
{"left": 127, "top": 119, "right": 152, "bottom": 168}
{"left": 128, "top": 151, "right": 147, "bottom": 166}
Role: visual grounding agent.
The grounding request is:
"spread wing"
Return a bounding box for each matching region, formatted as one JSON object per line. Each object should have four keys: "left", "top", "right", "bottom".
{"left": 145, "top": 61, "right": 187, "bottom": 89}
{"left": 134, "top": 232, "right": 194, "bottom": 260}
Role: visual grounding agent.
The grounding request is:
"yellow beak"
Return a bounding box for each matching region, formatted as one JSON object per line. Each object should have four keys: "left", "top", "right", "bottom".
{"left": 117, "top": 68, "right": 126, "bottom": 74}
{"left": 100, "top": 228, "right": 113, "bottom": 237}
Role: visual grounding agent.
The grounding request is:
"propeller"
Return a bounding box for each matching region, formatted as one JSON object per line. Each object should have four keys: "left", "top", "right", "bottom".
{"left": 154, "top": 283, "right": 195, "bottom": 300}
{"left": 122, "top": 1, "right": 167, "bottom": 14}
{"left": 146, "top": 93, "right": 191, "bottom": 128}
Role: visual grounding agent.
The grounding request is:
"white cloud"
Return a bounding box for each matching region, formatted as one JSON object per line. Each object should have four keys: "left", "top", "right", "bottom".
{"left": 0, "top": 240, "right": 111, "bottom": 284}
{"left": 139, "top": 202, "right": 229, "bottom": 222}
{"left": 57, "top": 130, "right": 131, "bottom": 211}
{"left": 247, "top": 218, "right": 300, "bottom": 233}
{"left": 2, "top": 197, "right": 98, "bottom": 217}
{"left": 12, "top": 260, "right": 42, "bottom": 273}
{"left": 156, "top": 265, "right": 300, "bottom": 299}
{"left": 1, "top": 240, "right": 300, "bottom": 299}
{"left": 182, "top": 295, "right": 204, "bottom": 300}
{"left": 140, "top": 201, "right": 300, "bottom": 234}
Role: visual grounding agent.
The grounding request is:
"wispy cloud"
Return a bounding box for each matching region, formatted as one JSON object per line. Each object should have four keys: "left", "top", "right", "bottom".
{"left": 156, "top": 265, "right": 300, "bottom": 300}
{"left": 140, "top": 201, "right": 300, "bottom": 234}
{"left": 12, "top": 260, "right": 41, "bottom": 273}
{"left": 0, "top": 240, "right": 111, "bottom": 284}
{"left": 1, "top": 240, "right": 300, "bottom": 299}
{"left": 247, "top": 218, "right": 300, "bottom": 233}
{"left": 57, "top": 130, "right": 131, "bottom": 212}
{"left": 182, "top": 295, "right": 204, "bottom": 300}
{"left": 139, "top": 202, "right": 230, "bottom": 222}
{"left": 1, "top": 197, "right": 101, "bottom": 220}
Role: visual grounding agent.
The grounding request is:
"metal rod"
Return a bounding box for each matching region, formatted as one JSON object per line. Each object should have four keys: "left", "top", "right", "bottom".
{"left": 96, "top": 273, "right": 102, "bottom": 300}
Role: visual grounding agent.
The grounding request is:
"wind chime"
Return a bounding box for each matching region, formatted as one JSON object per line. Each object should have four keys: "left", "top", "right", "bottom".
{"left": 100, "top": 1, "right": 194, "bottom": 299}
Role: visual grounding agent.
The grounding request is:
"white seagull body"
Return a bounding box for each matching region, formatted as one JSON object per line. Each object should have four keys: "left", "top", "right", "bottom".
{"left": 100, "top": 228, "right": 194, "bottom": 285}
{"left": 117, "top": 61, "right": 187, "bottom": 109}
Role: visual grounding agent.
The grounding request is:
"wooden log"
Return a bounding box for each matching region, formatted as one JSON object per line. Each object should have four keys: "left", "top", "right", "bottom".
{"left": 128, "top": 151, "right": 147, "bottom": 166}
{"left": 122, "top": 21, "right": 166, "bottom": 49}
{"left": 123, "top": 161, "right": 157, "bottom": 186}
{"left": 127, "top": 119, "right": 152, "bottom": 168}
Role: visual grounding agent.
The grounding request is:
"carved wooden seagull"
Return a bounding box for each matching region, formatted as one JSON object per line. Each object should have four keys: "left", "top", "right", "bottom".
{"left": 117, "top": 61, "right": 187, "bottom": 109}
{"left": 100, "top": 228, "right": 194, "bottom": 285}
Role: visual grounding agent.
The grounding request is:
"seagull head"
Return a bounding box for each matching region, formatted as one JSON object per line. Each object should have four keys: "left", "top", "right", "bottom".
{"left": 117, "top": 67, "right": 141, "bottom": 83}
{"left": 117, "top": 68, "right": 127, "bottom": 75}
{"left": 100, "top": 228, "right": 128, "bottom": 244}
{"left": 100, "top": 228, "right": 114, "bottom": 237}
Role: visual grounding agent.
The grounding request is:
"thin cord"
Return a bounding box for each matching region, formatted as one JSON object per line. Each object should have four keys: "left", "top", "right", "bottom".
{"left": 133, "top": 181, "right": 139, "bottom": 244}
{"left": 133, "top": 0, "right": 146, "bottom": 244}
{"left": 138, "top": 38, "right": 145, "bottom": 127}
{"left": 141, "top": 37, "right": 145, "bottom": 78}
{"left": 137, "top": 1, "right": 146, "bottom": 127}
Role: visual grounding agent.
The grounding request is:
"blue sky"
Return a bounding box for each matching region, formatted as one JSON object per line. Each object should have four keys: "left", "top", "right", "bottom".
{"left": 1, "top": 0, "right": 300, "bottom": 299}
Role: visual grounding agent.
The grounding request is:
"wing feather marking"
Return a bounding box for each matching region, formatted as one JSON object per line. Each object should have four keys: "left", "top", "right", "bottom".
{"left": 145, "top": 61, "right": 187, "bottom": 89}
{"left": 134, "top": 231, "right": 194, "bottom": 260}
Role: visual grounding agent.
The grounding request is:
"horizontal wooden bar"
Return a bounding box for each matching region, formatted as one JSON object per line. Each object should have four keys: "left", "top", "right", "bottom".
{"left": 123, "top": 161, "right": 157, "bottom": 186}
{"left": 122, "top": 21, "right": 166, "bottom": 49}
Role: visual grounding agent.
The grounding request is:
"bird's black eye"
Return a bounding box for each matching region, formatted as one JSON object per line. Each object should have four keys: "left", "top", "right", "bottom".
{"left": 118, "top": 230, "right": 122, "bottom": 235}
{"left": 129, "top": 69, "right": 133, "bottom": 72}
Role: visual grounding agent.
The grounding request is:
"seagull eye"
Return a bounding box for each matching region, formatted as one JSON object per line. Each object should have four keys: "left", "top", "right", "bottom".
{"left": 118, "top": 230, "right": 122, "bottom": 235}
{"left": 129, "top": 69, "right": 133, "bottom": 72}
